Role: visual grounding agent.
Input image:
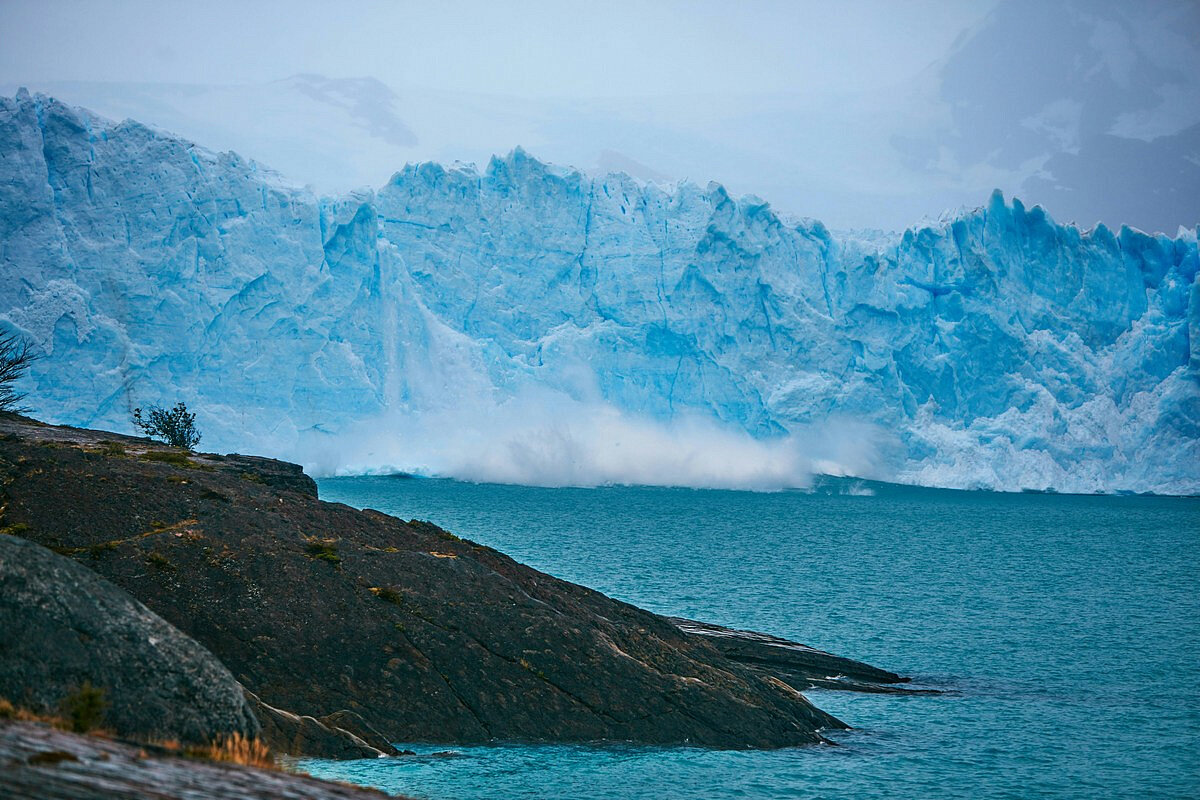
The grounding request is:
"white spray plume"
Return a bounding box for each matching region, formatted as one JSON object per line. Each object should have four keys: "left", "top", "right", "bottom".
{"left": 295, "top": 389, "right": 886, "bottom": 492}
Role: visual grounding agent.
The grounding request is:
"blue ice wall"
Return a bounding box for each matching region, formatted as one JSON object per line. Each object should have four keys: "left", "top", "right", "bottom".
{"left": 2, "top": 93, "right": 1196, "bottom": 493}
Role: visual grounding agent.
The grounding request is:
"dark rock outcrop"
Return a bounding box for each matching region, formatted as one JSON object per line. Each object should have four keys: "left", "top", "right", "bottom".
{"left": 0, "top": 525, "right": 386, "bottom": 759}
{"left": 0, "top": 720, "right": 394, "bottom": 800}
{"left": 669, "top": 618, "right": 936, "bottom": 695}
{"left": 248, "top": 692, "right": 397, "bottom": 759}
{"left": 0, "top": 534, "right": 260, "bottom": 745}
{"left": 0, "top": 416, "right": 894, "bottom": 747}
{"left": 317, "top": 711, "right": 406, "bottom": 756}
{"left": 221, "top": 454, "right": 319, "bottom": 497}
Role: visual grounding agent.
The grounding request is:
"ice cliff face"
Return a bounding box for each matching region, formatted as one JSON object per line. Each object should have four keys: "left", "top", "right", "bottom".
{"left": 1, "top": 91, "right": 1197, "bottom": 493}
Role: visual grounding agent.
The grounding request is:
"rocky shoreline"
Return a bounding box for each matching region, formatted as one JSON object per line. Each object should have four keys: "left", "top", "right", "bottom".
{"left": 667, "top": 618, "right": 939, "bottom": 695}
{"left": 0, "top": 720, "right": 393, "bottom": 800}
{"left": 0, "top": 414, "right": 918, "bottom": 793}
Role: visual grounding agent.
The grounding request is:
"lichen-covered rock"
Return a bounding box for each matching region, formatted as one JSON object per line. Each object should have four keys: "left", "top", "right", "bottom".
{"left": 0, "top": 534, "right": 259, "bottom": 745}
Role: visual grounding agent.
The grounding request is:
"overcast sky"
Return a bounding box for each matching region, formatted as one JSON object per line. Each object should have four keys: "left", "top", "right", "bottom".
{"left": 2, "top": 0, "right": 1196, "bottom": 233}
{"left": 1, "top": 0, "right": 995, "bottom": 97}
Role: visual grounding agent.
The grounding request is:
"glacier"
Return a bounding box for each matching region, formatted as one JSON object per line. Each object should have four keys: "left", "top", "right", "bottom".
{"left": 1, "top": 90, "right": 1197, "bottom": 494}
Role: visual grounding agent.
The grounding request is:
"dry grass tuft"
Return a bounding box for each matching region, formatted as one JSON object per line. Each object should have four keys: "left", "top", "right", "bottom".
{"left": 0, "top": 696, "right": 56, "bottom": 724}
{"left": 1, "top": 697, "right": 275, "bottom": 772}
{"left": 188, "top": 732, "right": 276, "bottom": 770}
{"left": 141, "top": 450, "right": 196, "bottom": 467}
{"left": 0, "top": 694, "right": 109, "bottom": 736}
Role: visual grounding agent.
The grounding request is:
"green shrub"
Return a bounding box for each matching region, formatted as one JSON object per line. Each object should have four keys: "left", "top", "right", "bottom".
{"left": 145, "top": 551, "right": 175, "bottom": 571}
{"left": 141, "top": 450, "right": 195, "bottom": 468}
{"left": 304, "top": 538, "right": 341, "bottom": 565}
{"left": 61, "top": 682, "right": 107, "bottom": 733}
{"left": 370, "top": 586, "right": 404, "bottom": 605}
{"left": 132, "top": 402, "right": 201, "bottom": 450}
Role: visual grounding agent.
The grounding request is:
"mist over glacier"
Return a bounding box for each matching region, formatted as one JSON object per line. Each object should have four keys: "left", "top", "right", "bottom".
{"left": 301, "top": 391, "right": 886, "bottom": 491}
{"left": 1, "top": 92, "right": 1197, "bottom": 493}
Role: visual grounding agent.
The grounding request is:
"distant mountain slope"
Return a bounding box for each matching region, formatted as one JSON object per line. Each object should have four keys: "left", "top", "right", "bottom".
{"left": 1, "top": 92, "right": 1196, "bottom": 493}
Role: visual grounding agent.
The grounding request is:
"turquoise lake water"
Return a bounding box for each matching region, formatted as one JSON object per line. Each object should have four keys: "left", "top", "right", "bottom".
{"left": 301, "top": 477, "right": 1200, "bottom": 799}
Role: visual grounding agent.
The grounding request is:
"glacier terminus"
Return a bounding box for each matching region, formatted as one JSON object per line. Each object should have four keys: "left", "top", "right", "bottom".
{"left": 1, "top": 91, "right": 1197, "bottom": 494}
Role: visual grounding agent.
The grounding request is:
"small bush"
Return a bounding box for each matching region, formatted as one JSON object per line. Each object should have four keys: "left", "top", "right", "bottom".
{"left": 132, "top": 403, "right": 201, "bottom": 450}
{"left": 61, "top": 682, "right": 107, "bottom": 733}
{"left": 370, "top": 586, "right": 404, "bottom": 605}
{"left": 141, "top": 450, "right": 195, "bottom": 468}
{"left": 304, "top": 538, "right": 341, "bottom": 565}
{"left": 145, "top": 551, "right": 175, "bottom": 571}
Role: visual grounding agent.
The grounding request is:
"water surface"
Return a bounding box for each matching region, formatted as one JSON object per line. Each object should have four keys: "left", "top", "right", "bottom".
{"left": 301, "top": 477, "right": 1200, "bottom": 799}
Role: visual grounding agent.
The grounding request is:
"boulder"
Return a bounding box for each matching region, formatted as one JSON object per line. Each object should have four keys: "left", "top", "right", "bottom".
{"left": 0, "top": 534, "right": 259, "bottom": 745}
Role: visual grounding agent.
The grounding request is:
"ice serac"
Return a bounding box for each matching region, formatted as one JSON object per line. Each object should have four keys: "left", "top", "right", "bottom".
{"left": 1, "top": 92, "right": 1197, "bottom": 494}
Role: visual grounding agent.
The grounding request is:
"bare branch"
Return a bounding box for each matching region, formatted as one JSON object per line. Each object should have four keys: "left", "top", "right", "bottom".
{"left": 0, "top": 332, "right": 38, "bottom": 413}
